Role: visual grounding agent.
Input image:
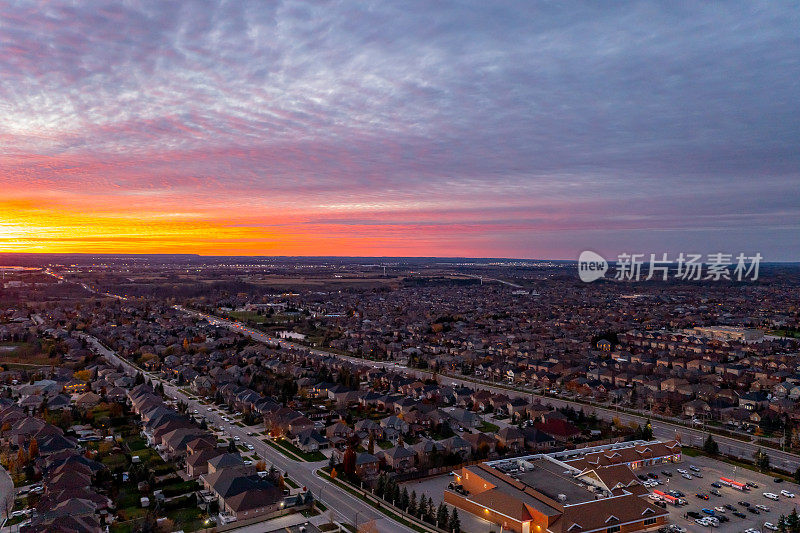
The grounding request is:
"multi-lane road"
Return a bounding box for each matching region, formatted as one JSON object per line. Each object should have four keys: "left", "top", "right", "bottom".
{"left": 81, "top": 334, "right": 417, "bottom": 533}
{"left": 177, "top": 306, "right": 800, "bottom": 472}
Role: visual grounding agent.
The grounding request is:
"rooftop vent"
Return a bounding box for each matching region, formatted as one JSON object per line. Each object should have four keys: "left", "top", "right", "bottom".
{"left": 558, "top": 494, "right": 567, "bottom": 502}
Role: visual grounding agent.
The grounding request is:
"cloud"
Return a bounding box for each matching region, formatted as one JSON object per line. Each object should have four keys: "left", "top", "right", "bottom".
{"left": 0, "top": 1, "right": 798, "bottom": 258}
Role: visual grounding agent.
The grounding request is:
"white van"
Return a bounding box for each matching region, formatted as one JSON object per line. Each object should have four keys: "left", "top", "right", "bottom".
{"left": 763, "top": 492, "right": 779, "bottom": 501}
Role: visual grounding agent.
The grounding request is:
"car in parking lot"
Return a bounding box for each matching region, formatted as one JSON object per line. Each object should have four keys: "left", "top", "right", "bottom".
{"left": 713, "top": 506, "right": 726, "bottom": 513}
{"left": 755, "top": 504, "right": 770, "bottom": 512}
{"left": 710, "top": 482, "right": 722, "bottom": 488}
{"left": 764, "top": 492, "right": 779, "bottom": 501}
{"left": 748, "top": 506, "right": 761, "bottom": 514}
{"left": 681, "top": 473, "right": 693, "bottom": 480}
{"left": 696, "top": 493, "right": 709, "bottom": 500}
{"left": 738, "top": 501, "right": 750, "bottom": 507}
{"left": 764, "top": 523, "right": 779, "bottom": 531}
{"left": 732, "top": 511, "right": 746, "bottom": 518}
{"left": 746, "top": 481, "right": 759, "bottom": 488}
{"left": 710, "top": 489, "right": 722, "bottom": 497}
{"left": 661, "top": 470, "right": 672, "bottom": 477}
{"left": 687, "top": 511, "right": 702, "bottom": 519}
{"left": 689, "top": 465, "right": 701, "bottom": 472}
{"left": 781, "top": 489, "right": 795, "bottom": 498}
{"left": 677, "top": 468, "right": 688, "bottom": 474}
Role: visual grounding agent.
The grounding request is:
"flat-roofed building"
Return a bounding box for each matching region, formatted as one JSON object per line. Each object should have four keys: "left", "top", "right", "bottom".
{"left": 445, "top": 440, "right": 677, "bottom": 533}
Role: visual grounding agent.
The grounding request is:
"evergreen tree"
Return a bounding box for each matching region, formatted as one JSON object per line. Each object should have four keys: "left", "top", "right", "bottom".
{"left": 449, "top": 508, "right": 461, "bottom": 532}
{"left": 375, "top": 474, "right": 386, "bottom": 498}
{"left": 408, "top": 490, "right": 417, "bottom": 516}
{"left": 788, "top": 508, "right": 800, "bottom": 533}
{"left": 424, "top": 496, "right": 435, "bottom": 523}
{"left": 437, "top": 502, "right": 449, "bottom": 528}
{"left": 777, "top": 515, "right": 787, "bottom": 533}
{"left": 399, "top": 487, "right": 409, "bottom": 510}
{"left": 642, "top": 419, "right": 653, "bottom": 440}
{"left": 703, "top": 434, "right": 719, "bottom": 455}
{"left": 754, "top": 448, "right": 770, "bottom": 472}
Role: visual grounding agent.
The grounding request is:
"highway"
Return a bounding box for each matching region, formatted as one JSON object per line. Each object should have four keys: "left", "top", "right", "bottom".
{"left": 177, "top": 306, "right": 800, "bottom": 473}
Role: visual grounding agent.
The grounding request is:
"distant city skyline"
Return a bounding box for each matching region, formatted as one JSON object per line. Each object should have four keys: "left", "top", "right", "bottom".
{"left": 1, "top": 1, "right": 798, "bottom": 260}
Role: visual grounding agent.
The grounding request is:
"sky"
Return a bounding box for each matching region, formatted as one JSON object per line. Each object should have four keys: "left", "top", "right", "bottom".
{"left": 1, "top": 1, "right": 799, "bottom": 260}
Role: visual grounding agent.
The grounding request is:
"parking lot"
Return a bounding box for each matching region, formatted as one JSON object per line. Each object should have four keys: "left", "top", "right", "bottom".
{"left": 638, "top": 454, "right": 800, "bottom": 531}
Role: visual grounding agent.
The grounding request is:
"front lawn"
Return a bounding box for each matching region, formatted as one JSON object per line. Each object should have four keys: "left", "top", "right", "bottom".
{"left": 479, "top": 421, "right": 500, "bottom": 433}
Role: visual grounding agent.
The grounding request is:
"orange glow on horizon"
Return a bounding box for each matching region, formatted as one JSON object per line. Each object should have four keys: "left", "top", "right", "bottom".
{"left": 0, "top": 195, "right": 485, "bottom": 257}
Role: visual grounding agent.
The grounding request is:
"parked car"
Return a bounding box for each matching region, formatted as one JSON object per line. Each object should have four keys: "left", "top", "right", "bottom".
{"left": 756, "top": 504, "right": 770, "bottom": 512}
{"left": 710, "top": 489, "right": 722, "bottom": 497}
{"left": 732, "top": 511, "right": 746, "bottom": 518}
{"left": 748, "top": 507, "right": 761, "bottom": 514}
{"left": 696, "top": 493, "right": 710, "bottom": 500}
{"left": 711, "top": 482, "right": 721, "bottom": 488}
{"left": 764, "top": 492, "right": 779, "bottom": 501}
{"left": 746, "top": 481, "right": 759, "bottom": 488}
{"left": 764, "top": 523, "right": 779, "bottom": 531}
{"left": 689, "top": 465, "right": 701, "bottom": 472}
{"left": 781, "top": 489, "right": 795, "bottom": 498}
{"left": 738, "top": 501, "right": 750, "bottom": 507}
{"left": 774, "top": 477, "right": 784, "bottom": 483}
{"left": 661, "top": 470, "right": 672, "bottom": 477}
{"left": 682, "top": 473, "right": 693, "bottom": 480}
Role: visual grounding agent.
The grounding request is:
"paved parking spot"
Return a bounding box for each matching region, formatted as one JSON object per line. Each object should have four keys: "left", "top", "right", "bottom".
{"left": 638, "top": 454, "right": 800, "bottom": 531}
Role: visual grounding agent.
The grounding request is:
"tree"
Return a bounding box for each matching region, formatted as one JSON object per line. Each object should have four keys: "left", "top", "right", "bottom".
{"left": 375, "top": 474, "right": 386, "bottom": 498}
{"left": 703, "top": 434, "right": 719, "bottom": 456}
{"left": 28, "top": 437, "right": 38, "bottom": 459}
{"left": 408, "top": 490, "right": 417, "bottom": 516}
{"left": 227, "top": 439, "right": 236, "bottom": 453}
{"left": 437, "top": 502, "right": 449, "bottom": 528}
{"left": 788, "top": 508, "right": 800, "bottom": 532}
{"left": 368, "top": 433, "right": 375, "bottom": 455}
{"left": 424, "top": 496, "right": 435, "bottom": 523}
{"left": 342, "top": 445, "right": 356, "bottom": 476}
{"left": 640, "top": 419, "right": 653, "bottom": 440}
{"left": 399, "top": 487, "right": 409, "bottom": 510}
{"left": 449, "top": 508, "right": 461, "bottom": 533}
{"left": 754, "top": 448, "right": 770, "bottom": 472}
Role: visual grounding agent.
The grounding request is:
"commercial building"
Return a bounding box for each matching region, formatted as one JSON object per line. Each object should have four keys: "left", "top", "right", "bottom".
{"left": 445, "top": 440, "right": 680, "bottom": 533}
